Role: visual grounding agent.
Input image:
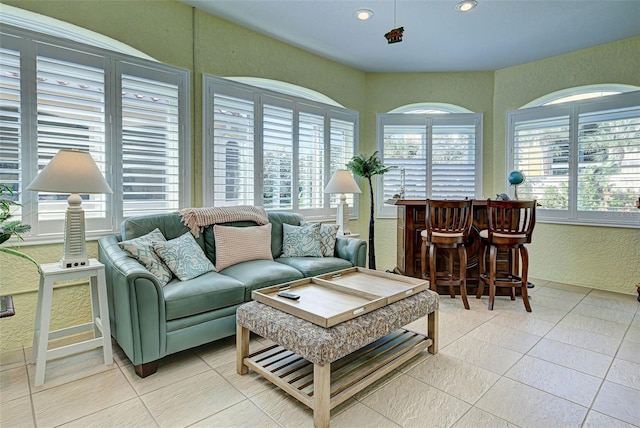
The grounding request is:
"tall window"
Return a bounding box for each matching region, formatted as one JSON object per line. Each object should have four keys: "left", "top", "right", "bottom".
{"left": 508, "top": 88, "right": 640, "bottom": 227}
{"left": 377, "top": 104, "right": 483, "bottom": 218}
{"left": 0, "top": 26, "right": 190, "bottom": 241}
{"left": 202, "top": 75, "right": 358, "bottom": 219}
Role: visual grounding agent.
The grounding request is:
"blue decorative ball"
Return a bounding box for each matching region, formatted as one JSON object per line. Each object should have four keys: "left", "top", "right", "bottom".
{"left": 508, "top": 170, "right": 525, "bottom": 186}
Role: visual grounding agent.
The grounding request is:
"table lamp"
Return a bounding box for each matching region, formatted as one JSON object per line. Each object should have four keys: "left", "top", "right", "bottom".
{"left": 324, "top": 169, "right": 361, "bottom": 235}
{"left": 27, "top": 149, "right": 113, "bottom": 269}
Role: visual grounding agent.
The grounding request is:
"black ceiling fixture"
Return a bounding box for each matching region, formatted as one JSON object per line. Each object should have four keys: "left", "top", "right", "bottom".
{"left": 384, "top": 0, "right": 404, "bottom": 44}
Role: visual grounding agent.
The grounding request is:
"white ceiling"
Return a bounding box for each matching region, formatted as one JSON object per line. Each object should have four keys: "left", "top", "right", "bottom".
{"left": 178, "top": 0, "right": 640, "bottom": 73}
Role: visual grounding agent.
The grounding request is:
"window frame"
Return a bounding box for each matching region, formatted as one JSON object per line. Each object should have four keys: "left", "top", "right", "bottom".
{"left": 376, "top": 110, "right": 483, "bottom": 218}
{"left": 0, "top": 24, "right": 191, "bottom": 244}
{"left": 507, "top": 90, "right": 640, "bottom": 228}
{"left": 202, "top": 75, "right": 359, "bottom": 220}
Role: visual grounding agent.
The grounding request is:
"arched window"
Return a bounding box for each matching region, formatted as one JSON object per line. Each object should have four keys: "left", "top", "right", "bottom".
{"left": 202, "top": 75, "right": 358, "bottom": 219}
{"left": 0, "top": 7, "right": 190, "bottom": 242}
{"left": 523, "top": 84, "right": 639, "bottom": 107}
{"left": 507, "top": 84, "right": 640, "bottom": 227}
{"left": 227, "top": 77, "right": 343, "bottom": 107}
{"left": 377, "top": 103, "right": 482, "bottom": 218}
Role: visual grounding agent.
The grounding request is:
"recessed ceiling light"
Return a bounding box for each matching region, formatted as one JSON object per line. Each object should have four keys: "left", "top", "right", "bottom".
{"left": 455, "top": 0, "right": 477, "bottom": 12}
{"left": 354, "top": 9, "right": 374, "bottom": 20}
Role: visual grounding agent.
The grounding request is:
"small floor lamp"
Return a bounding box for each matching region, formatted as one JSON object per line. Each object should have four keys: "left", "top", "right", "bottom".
{"left": 27, "top": 149, "right": 113, "bottom": 269}
{"left": 324, "top": 169, "right": 361, "bottom": 235}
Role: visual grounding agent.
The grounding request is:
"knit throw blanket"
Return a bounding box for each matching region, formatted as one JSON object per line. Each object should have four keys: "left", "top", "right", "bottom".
{"left": 179, "top": 206, "right": 269, "bottom": 238}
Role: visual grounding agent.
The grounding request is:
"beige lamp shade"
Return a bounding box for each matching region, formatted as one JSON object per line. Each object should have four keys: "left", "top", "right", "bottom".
{"left": 324, "top": 170, "right": 361, "bottom": 195}
{"left": 27, "top": 149, "right": 112, "bottom": 269}
{"left": 27, "top": 149, "right": 113, "bottom": 194}
{"left": 324, "top": 170, "right": 360, "bottom": 236}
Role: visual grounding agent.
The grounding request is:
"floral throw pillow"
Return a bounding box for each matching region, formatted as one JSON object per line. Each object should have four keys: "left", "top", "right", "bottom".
{"left": 153, "top": 232, "right": 215, "bottom": 281}
{"left": 301, "top": 221, "right": 339, "bottom": 257}
{"left": 118, "top": 228, "right": 173, "bottom": 286}
{"left": 281, "top": 223, "right": 323, "bottom": 257}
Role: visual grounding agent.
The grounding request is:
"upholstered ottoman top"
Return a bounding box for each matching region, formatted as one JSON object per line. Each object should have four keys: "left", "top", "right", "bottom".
{"left": 236, "top": 289, "right": 438, "bottom": 366}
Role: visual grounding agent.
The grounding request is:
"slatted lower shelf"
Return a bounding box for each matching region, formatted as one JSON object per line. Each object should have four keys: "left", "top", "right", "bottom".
{"left": 243, "top": 328, "right": 432, "bottom": 410}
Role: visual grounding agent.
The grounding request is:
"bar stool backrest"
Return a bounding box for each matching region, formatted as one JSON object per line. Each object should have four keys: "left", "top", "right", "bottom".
{"left": 486, "top": 199, "right": 536, "bottom": 244}
{"left": 425, "top": 199, "right": 473, "bottom": 240}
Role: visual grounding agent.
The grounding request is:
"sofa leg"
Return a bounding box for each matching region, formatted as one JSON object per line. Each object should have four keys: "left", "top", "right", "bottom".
{"left": 134, "top": 360, "right": 159, "bottom": 378}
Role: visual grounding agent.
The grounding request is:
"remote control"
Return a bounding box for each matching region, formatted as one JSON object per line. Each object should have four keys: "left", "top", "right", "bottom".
{"left": 277, "top": 292, "right": 300, "bottom": 300}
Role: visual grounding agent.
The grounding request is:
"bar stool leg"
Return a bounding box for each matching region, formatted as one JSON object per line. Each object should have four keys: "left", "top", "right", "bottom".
{"left": 488, "top": 245, "right": 497, "bottom": 311}
{"left": 458, "top": 245, "right": 469, "bottom": 310}
{"left": 520, "top": 246, "right": 532, "bottom": 312}
{"left": 429, "top": 242, "right": 437, "bottom": 292}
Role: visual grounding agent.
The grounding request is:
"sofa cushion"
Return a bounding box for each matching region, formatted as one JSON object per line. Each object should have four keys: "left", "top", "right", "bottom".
{"left": 302, "top": 222, "right": 340, "bottom": 257}
{"left": 219, "top": 259, "right": 304, "bottom": 301}
{"left": 119, "top": 228, "right": 173, "bottom": 286}
{"left": 281, "top": 223, "right": 323, "bottom": 257}
{"left": 153, "top": 232, "right": 215, "bottom": 280}
{"left": 163, "top": 271, "right": 245, "bottom": 321}
{"left": 213, "top": 223, "right": 274, "bottom": 271}
{"left": 267, "top": 212, "right": 304, "bottom": 257}
{"left": 276, "top": 256, "right": 353, "bottom": 278}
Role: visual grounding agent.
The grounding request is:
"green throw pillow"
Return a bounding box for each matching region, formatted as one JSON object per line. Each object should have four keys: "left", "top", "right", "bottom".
{"left": 301, "top": 221, "right": 339, "bottom": 257}
{"left": 153, "top": 232, "right": 215, "bottom": 281}
{"left": 118, "top": 228, "right": 173, "bottom": 286}
{"left": 281, "top": 223, "right": 323, "bottom": 257}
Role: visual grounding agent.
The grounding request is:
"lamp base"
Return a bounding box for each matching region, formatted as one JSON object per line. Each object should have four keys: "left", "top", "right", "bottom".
{"left": 336, "top": 201, "right": 351, "bottom": 235}
{"left": 61, "top": 194, "right": 88, "bottom": 269}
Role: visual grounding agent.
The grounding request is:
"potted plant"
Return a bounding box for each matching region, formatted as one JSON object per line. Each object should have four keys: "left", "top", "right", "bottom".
{"left": 0, "top": 184, "right": 39, "bottom": 271}
{"left": 347, "top": 152, "right": 393, "bottom": 270}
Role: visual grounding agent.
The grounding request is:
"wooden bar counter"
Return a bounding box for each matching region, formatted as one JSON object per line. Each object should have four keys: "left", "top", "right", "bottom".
{"left": 389, "top": 199, "right": 516, "bottom": 297}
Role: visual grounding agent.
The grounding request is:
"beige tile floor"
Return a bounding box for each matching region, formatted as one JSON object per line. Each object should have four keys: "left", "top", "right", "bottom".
{"left": 1, "top": 279, "right": 639, "bottom": 427}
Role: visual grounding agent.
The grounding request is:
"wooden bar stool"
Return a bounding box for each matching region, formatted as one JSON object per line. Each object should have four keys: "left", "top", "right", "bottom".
{"left": 476, "top": 199, "right": 536, "bottom": 311}
{"left": 420, "top": 199, "right": 473, "bottom": 309}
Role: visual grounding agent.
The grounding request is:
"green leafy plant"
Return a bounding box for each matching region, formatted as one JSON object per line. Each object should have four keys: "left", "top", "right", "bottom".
{"left": 1, "top": 184, "right": 39, "bottom": 271}
{"left": 346, "top": 151, "right": 394, "bottom": 270}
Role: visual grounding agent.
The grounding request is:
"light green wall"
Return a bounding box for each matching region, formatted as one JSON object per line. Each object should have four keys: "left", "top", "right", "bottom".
{"left": 1, "top": 0, "right": 638, "bottom": 351}
{"left": 362, "top": 72, "right": 495, "bottom": 274}
{"left": 492, "top": 37, "right": 640, "bottom": 292}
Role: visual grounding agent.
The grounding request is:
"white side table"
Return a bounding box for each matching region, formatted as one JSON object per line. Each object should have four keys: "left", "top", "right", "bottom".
{"left": 32, "top": 258, "right": 113, "bottom": 386}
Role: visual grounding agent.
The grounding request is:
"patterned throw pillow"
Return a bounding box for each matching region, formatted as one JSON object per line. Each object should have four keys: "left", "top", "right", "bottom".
{"left": 118, "top": 228, "right": 173, "bottom": 286}
{"left": 281, "top": 223, "right": 323, "bottom": 257}
{"left": 302, "top": 221, "right": 339, "bottom": 257}
{"left": 153, "top": 232, "right": 215, "bottom": 281}
{"left": 213, "top": 224, "right": 274, "bottom": 271}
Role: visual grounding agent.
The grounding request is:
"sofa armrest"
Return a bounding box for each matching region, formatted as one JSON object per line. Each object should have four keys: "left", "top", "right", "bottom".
{"left": 98, "top": 235, "right": 167, "bottom": 366}
{"left": 335, "top": 236, "right": 367, "bottom": 267}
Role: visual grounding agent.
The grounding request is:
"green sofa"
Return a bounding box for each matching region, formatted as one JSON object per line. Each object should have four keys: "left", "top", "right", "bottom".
{"left": 98, "top": 211, "right": 367, "bottom": 377}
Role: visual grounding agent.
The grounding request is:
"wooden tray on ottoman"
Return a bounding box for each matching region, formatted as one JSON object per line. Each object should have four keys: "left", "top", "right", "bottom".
{"left": 252, "top": 267, "right": 428, "bottom": 327}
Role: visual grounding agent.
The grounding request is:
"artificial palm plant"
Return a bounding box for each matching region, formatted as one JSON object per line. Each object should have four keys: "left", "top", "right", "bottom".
{"left": 346, "top": 152, "right": 393, "bottom": 270}
{"left": 0, "top": 184, "right": 39, "bottom": 271}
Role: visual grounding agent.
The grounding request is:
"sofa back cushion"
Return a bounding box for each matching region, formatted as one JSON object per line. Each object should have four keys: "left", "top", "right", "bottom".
{"left": 266, "top": 211, "right": 304, "bottom": 257}
{"left": 120, "top": 210, "right": 304, "bottom": 268}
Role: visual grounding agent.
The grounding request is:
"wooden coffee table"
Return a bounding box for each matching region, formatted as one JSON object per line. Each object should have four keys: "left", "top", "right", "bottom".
{"left": 236, "top": 268, "right": 439, "bottom": 428}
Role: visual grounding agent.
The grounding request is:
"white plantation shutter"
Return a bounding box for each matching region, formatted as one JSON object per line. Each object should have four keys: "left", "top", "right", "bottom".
{"left": 577, "top": 106, "right": 640, "bottom": 214}
{"left": 120, "top": 70, "right": 181, "bottom": 217}
{"left": 0, "top": 45, "right": 22, "bottom": 213}
{"left": 209, "top": 91, "right": 255, "bottom": 207}
{"left": 381, "top": 120, "right": 427, "bottom": 202}
{"left": 35, "top": 47, "right": 108, "bottom": 234}
{"left": 262, "top": 102, "right": 294, "bottom": 210}
{"left": 203, "top": 75, "right": 358, "bottom": 218}
{"left": 511, "top": 110, "right": 571, "bottom": 213}
{"left": 330, "top": 116, "right": 356, "bottom": 212}
{"left": 508, "top": 90, "right": 640, "bottom": 226}
{"left": 298, "top": 110, "right": 324, "bottom": 210}
{"left": 431, "top": 120, "right": 478, "bottom": 199}
{"left": 0, "top": 26, "right": 190, "bottom": 240}
{"left": 377, "top": 113, "right": 482, "bottom": 218}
